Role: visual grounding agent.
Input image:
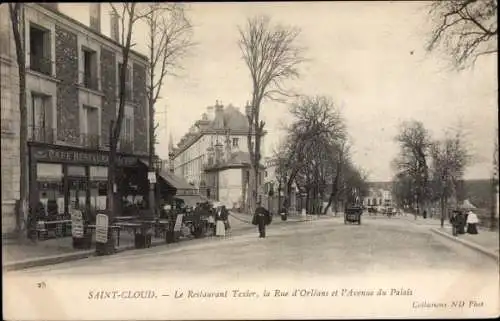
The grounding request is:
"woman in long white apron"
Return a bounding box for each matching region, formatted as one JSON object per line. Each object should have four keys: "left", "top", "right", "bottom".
{"left": 215, "top": 206, "right": 226, "bottom": 237}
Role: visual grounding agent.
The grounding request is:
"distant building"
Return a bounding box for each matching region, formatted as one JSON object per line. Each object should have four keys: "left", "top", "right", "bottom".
{"left": 364, "top": 188, "right": 393, "bottom": 208}
{"left": 262, "top": 157, "right": 300, "bottom": 214}
{"left": 172, "top": 101, "right": 266, "bottom": 209}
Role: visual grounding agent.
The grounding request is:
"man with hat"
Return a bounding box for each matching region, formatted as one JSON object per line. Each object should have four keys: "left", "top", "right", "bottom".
{"left": 253, "top": 201, "right": 271, "bottom": 238}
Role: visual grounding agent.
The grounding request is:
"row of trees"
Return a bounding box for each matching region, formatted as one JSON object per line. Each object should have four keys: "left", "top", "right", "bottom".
{"left": 392, "top": 120, "right": 471, "bottom": 227}
{"left": 273, "top": 96, "right": 368, "bottom": 214}
{"left": 239, "top": 0, "right": 498, "bottom": 213}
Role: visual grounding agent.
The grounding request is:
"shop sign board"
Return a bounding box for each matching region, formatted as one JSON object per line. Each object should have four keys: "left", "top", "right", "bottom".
{"left": 148, "top": 171, "right": 156, "bottom": 183}
{"left": 71, "top": 209, "right": 84, "bottom": 238}
{"left": 96, "top": 213, "right": 109, "bottom": 243}
{"left": 174, "top": 214, "right": 184, "bottom": 232}
{"left": 31, "top": 145, "right": 142, "bottom": 166}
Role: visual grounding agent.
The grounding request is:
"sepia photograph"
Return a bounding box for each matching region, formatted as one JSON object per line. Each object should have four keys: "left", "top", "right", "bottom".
{"left": 1, "top": 1, "right": 498, "bottom": 320}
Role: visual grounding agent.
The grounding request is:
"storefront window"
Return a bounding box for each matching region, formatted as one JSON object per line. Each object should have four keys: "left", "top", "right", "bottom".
{"left": 90, "top": 166, "right": 107, "bottom": 210}
{"left": 37, "top": 163, "right": 64, "bottom": 216}
{"left": 67, "top": 165, "right": 87, "bottom": 210}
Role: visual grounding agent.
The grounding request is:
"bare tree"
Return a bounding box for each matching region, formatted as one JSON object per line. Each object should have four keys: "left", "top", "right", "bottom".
{"left": 238, "top": 15, "right": 305, "bottom": 214}
{"left": 8, "top": 3, "right": 29, "bottom": 240}
{"left": 426, "top": 0, "right": 498, "bottom": 69}
{"left": 97, "top": 3, "right": 155, "bottom": 254}
{"left": 144, "top": 3, "right": 194, "bottom": 216}
{"left": 430, "top": 127, "right": 471, "bottom": 227}
{"left": 394, "top": 120, "right": 433, "bottom": 216}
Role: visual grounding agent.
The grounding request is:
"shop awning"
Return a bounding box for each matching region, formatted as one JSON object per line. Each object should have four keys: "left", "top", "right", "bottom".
{"left": 175, "top": 195, "right": 208, "bottom": 207}
{"left": 158, "top": 170, "right": 194, "bottom": 190}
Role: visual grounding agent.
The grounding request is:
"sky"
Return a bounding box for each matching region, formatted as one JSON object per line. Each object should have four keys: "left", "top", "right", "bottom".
{"left": 59, "top": 2, "right": 498, "bottom": 182}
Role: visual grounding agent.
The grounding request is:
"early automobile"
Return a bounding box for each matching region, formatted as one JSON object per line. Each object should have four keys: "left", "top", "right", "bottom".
{"left": 344, "top": 205, "right": 363, "bottom": 225}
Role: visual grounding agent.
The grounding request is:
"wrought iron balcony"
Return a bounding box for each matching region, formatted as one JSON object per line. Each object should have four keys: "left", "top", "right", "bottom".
{"left": 30, "top": 55, "right": 52, "bottom": 76}
{"left": 81, "top": 133, "right": 100, "bottom": 149}
{"left": 28, "top": 126, "right": 56, "bottom": 144}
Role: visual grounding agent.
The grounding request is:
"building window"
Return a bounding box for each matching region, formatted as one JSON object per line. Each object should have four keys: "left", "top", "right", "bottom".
{"left": 120, "top": 116, "right": 134, "bottom": 153}
{"left": 29, "top": 24, "right": 51, "bottom": 75}
{"left": 37, "top": 163, "right": 64, "bottom": 217}
{"left": 89, "top": 166, "right": 107, "bottom": 211}
{"left": 232, "top": 137, "right": 239, "bottom": 148}
{"left": 83, "top": 48, "right": 98, "bottom": 90}
{"left": 29, "top": 93, "right": 54, "bottom": 143}
{"left": 117, "top": 63, "right": 132, "bottom": 101}
{"left": 82, "top": 105, "right": 99, "bottom": 148}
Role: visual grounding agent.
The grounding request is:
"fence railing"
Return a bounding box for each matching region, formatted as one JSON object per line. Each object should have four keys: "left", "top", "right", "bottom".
{"left": 28, "top": 126, "right": 56, "bottom": 144}
{"left": 81, "top": 133, "right": 100, "bottom": 149}
{"left": 119, "top": 138, "right": 134, "bottom": 153}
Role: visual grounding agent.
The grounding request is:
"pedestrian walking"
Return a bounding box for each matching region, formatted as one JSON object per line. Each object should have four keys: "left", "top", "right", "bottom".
{"left": 215, "top": 204, "right": 227, "bottom": 237}
{"left": 252, "top": 201, "right": 271, "bottom": 238}
{"left": 280, "top": 206, "right": 288, "bottom": 221}
{"left": 466, "top": 210, "right": 479, "bottom": 234}
{"left": 456, "top": 211, "right": 466, "bottom": 235}
{"left": 450, "top": 210, "right": 459, "bottom": 236}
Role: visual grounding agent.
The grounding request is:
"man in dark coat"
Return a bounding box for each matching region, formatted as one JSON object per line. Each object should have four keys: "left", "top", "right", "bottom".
{"left": 254, "top": 201, "right": 271, "bottom": 238}
{"left": 456, "top": 211, "right": 466, "bottom": 234}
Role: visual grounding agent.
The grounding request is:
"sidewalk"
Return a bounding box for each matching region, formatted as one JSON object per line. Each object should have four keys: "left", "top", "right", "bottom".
{"left": 431, "top": 226, "right": 499, "bottom": 259}
{"left": 3, "top": 213, "right": 325, "bottom": 271}
{"left": 2, "top": 231, "right": 167, "bottom": 271}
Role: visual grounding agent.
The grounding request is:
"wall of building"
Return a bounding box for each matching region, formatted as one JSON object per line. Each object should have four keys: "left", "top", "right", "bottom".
{"left": 174, "top": 133, "right": 249, "bottom": 188}
{"left": 218, "top": 168, "right": 243, "bottom": 209}
{"left": 0, "top": 4, "right": 149, "bottom": 235}
{"left": 0, "top": 6, "right": 20, "bottom": 234}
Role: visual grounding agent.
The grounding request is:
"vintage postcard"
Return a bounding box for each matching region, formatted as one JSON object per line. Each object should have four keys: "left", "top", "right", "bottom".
{"left": 1, "top": 1, "right": 499, "bottom": 320}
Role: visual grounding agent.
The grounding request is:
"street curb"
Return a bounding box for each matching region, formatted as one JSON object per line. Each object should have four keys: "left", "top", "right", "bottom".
{"left": 3, "top": 217, "right": 330, "bottom": 272}
{"left": 3, "top": 240, "right": 168, "bottom": 272}
{"left": 3, "top": 250, "right": 95, "bottom": 272}
{"left": 430, "top": 228, "right": 499, "bottom": 261}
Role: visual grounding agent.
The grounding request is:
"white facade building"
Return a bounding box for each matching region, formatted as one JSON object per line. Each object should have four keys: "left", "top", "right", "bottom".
{"left": 172, "top": 101, "right": 266, "bottom": 208}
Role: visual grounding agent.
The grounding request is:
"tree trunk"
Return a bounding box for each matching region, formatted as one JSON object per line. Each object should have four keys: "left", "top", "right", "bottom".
{"left": 97, "top": 121, "right": 117, "bottom": 255}
{"left": 10, "top": 4, "right": 29, "bottom": 240}
{"left": 148, "top": 95, "right": 156, "bottom": 218}
{"left": 440, "top": 196, "right": 446, "bottom": 228}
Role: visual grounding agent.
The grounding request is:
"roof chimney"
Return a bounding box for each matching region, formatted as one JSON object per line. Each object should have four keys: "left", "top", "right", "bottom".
{"left": 110, "top": 11, "right": 120, "bottom": 42}
{"left": 245, "top": 101, "right": 252, "bottom": 117}
{"left": 89, "top": 4, "right": 101, "bottom": 33}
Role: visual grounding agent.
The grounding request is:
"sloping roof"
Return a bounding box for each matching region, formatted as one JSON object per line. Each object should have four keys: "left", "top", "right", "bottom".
{"left": 211, "top": 105, "right": 249, "bottom": 131}
{"left": 204, "top": 151, "right": 266, "bottom": 171}
{"left": 158, "top": 170, "right": 194, "bottom": 190}
{"left": 225, "top": 151, "right": 251, "bottom": 166}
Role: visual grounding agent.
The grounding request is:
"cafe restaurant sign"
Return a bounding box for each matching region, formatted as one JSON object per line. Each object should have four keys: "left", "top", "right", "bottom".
{"left": 31, "top": 146, "right": 139, "bottom": 166}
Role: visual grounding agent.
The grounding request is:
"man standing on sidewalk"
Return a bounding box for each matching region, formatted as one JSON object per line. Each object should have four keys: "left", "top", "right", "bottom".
{"left": 253, "top": 202, "right": 271, "bottom": 238}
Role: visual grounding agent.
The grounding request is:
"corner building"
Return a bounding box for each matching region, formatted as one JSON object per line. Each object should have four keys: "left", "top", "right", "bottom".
{"left": 0, "top": 3, "right": 150, "bottom": 235}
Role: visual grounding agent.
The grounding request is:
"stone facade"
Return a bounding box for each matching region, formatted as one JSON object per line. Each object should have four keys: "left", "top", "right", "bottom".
{"left": 55, "top": 25, "right": 79, "bottom": 144}
{"left": 132, "top": 62, "right": 147, "bottom": 154}
{"left": 0, "top": 3, "right": 149, "bottom": 236}
{"left": 1, "top": 5, "right": 20, "bottom": 234}
{"left": 100, "top": 46, "right": 116, "bottom": 144}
